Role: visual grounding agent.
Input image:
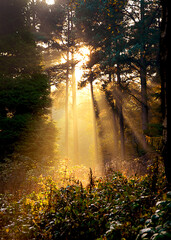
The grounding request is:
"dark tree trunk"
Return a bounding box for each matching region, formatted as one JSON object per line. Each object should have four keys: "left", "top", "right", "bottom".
{"left": 140, "top": 0, "right": 148, "bottom": 132}
{"left": 117, "top": 64, "right": 125, "bottom": 160}
{"left": 140, "top": 56, "right": 148, "bottom": 132}
{"left": 160, "top": 0, "right": 170, "bottom": 186}
{"left": 90, "top": 79, "right": 112, "bottom": 172}
{"left": 104, "top": 80, "right": 119, "bottom": 156}
{"left": 90, "top": 79, "right": 99, "bottom": 166}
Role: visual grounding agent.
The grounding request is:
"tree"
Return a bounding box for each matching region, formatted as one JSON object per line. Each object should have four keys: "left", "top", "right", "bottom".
{"left": 0, "top": 0, "right": 51, "bottom": 161}
{"left": 124, "top": 0, "right": 161, "bottom": 134}
{"left": 39, "top": 0, "right": 80, "bottom": 162}
{"left": 75, "top": 0, "right": 163, "bottom": 165}
{"left": 160, "top": 0, "right": 170, "bottom": 186}
{"left": 0, "top": 73, "right": 51, "bottom": 161}
{"left": 75, "top": 0, "right": 128, "bottom": 163}
{"left": 0, "top": 0, "right": 41, "bottom": 75}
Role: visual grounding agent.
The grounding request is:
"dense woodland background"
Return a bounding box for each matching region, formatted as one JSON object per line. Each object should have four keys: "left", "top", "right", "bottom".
{"left": 0, "top": 0, "right": 170, "bottom": 239}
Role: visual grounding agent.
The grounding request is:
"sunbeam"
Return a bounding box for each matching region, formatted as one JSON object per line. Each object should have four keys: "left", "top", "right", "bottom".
{"left": 0, "top": 0, "right": 168, "bottom": 238}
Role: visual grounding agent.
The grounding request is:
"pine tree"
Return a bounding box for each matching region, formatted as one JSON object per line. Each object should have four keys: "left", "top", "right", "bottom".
{"left": 75, "top": 0, "right": 128, "bottom": 164}
{"left": 0, "top": 0, "right": 51, "bottom": 160}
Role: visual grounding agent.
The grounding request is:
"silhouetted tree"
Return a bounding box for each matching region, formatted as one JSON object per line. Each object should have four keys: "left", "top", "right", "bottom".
{"left": 160, "top": 0, "right": 170, "bottom": 186}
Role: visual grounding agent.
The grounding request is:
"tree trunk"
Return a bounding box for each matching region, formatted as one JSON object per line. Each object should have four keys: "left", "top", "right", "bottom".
{"left": 90, "top": 79, "right": 99, "bottom": 168}
{"left": 140, "top": 56, "right": 148, "bottom": 132}
{"left": 65, "top": 53, "right": 69, "bottom": 158}
{"left": 104, "top": 76, "right": 119, "bottom": 156}
{"left": 117, "top": 64, "right": 125, "bottom": 160}
{"left": 65, "top": 4, "right": 70, "bottom": 158}
{"left": 140, "top": 0, "right": 148, "bottom": 133}
{"left": 71, "top": 3, "right": 79, "bottom": 163}
{"left": 71, "top": 53, "right": 79, "bottom": 163}
{"left": 160, "top": 0, "right": 170, "bottom": 186}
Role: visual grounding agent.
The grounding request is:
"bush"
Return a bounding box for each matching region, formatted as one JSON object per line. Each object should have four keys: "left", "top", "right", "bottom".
{"left": 136, "top": 192, "right": 171, "bottom": 240}
{"left": 0, "top": 170, "right": 168, "bottom": 240}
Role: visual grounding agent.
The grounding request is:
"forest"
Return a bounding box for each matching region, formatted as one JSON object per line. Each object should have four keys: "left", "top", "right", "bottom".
{"left": 0, "top": 0, "right": 170, "bottom": 239}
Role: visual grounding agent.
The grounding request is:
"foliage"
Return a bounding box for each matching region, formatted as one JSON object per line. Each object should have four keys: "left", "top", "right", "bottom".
{"left": 0, "top": 74, "right": 51, "bottom": 161}
{"left": 0, "top": 169, "right": 168, "bottom": 240}
{"left": 0, "top": 0, "right": 52, "bottom": 161}
{"left": 136, "top": 192, "right": 171, "bottom": 240}
{"left": 0, "top": 117, "right": 58, "bottom": 194}
{"left": 0, "top": 0, "right": 41, "bottom": 75}
{"left": 0, "top": 30, "right": 41, "bottom": 75}
{"left": 75, "top": 0, "right": 162, "bottom": 161}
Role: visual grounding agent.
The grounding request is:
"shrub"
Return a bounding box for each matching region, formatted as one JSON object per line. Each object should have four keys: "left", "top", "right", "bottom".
{"left": 136, "top": 192, "right": 171, "bottom": 240}
{"left": 0, "top": 170, "right": 168, "bottom": 240}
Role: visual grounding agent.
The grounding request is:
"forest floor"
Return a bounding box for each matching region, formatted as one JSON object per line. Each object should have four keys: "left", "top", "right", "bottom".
{"left": 0, "top": 159, "right": 171, "bottom": 240}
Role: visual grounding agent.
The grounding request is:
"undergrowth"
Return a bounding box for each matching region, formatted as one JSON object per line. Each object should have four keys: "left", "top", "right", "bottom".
{"left": 0, "top": 166, "right": 170, "bottom": 240}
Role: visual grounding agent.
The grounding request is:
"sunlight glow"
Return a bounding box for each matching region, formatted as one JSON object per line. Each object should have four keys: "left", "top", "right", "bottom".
{"left": 74, "top": 46, "right": 90, "bottom": 82}
{"left": 75, "top": 47, "right": 90, "bottom": 65}
{"left": 59, "top": 46, "right": 90, "bottom": 83}
{"left": 46, "top": 0, "right": 54, "bottom": 5}
{"left": 51, "top": 45, "right": 102, "bottom": 173}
